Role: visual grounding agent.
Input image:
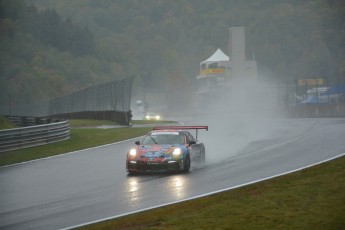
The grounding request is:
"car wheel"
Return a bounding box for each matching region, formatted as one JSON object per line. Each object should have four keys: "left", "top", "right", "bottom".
{"left": 201, "top": 145, "right": 206, "bottom": 165}
{"left": 183, "top": 154, "right": 191, "bottom": 172}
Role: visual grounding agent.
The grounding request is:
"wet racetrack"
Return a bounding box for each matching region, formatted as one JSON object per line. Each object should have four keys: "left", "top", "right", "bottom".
{"left": 1, "top": 118, "right": 345, "bottom": 229}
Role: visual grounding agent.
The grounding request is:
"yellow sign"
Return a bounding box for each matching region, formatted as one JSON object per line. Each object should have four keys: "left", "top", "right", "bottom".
{"left": 199, "top": 68, "right": 225, "bottom": 75}
{"left": 298, "top": 79, "right": 324, "bottom": 86}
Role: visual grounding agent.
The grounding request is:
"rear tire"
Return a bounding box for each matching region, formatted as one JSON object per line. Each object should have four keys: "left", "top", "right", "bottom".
{"left": 200, "top": 145, "right": 206, "bottom": 166}
{"left": 183, "top": 154, "right": 191, "bottom": 172}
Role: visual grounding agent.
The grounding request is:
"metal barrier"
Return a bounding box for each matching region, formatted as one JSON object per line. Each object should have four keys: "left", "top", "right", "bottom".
{"left": 0, "top": 120, "right": 70, "bottom": 152}
{"left": 288, "top": 103, "right": 345, "bottom": 118}
{"left": 5, "top": 116, "right": 60, "bottom": 127}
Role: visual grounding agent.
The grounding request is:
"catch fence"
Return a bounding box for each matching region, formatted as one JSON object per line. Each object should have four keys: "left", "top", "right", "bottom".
{"left": 0, "top": 78, "right": 133, "bottom": 124}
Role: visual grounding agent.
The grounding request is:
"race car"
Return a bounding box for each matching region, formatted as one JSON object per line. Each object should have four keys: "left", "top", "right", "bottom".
{"left": 126, "top": 126, "right": 208, "bottom": 174}
{"left": 145, "top": 112, "right": 161, "bottom": 120}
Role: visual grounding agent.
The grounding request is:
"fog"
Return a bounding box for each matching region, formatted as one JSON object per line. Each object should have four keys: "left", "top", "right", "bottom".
{"left": 195, "top": 78, "right": 288, "bottom": 164}
{"left": 132, "top": 69, "right": 287, "bottom": 164}
{"left": 131, "top": 73, "right": 292, "bottom": 166}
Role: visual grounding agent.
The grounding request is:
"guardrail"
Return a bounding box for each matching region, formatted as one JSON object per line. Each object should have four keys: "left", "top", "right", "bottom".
{"left": 288, "top": 103, "right": 345, "bottom": 118}
{"left": 5, "top": 116, "right": 60, "bottom": 127}
{"left": 0, "top": 120, "right": 70, "bottom": 152}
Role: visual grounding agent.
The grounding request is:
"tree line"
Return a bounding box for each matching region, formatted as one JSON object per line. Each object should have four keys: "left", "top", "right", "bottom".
{"left": 1, "top": 0, "right": 344, "bottom": 106}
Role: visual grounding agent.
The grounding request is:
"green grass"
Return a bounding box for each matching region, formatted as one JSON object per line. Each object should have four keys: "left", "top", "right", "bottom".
{"left": 69, "top": 119, "right": 121, "bottom": 127}
{"left": 0, "top": 127, "right": 151, "bottom": 167}
{"left": 79, "top": 155, "right": 345, "bottom": 230}
{"left": 0, "top": 116, "right": 16, "bottom": 130}
{"left": 68, "top": 119, "right": 176, "bottom": 126}
{"left": 132, "top": 120, "right": 176, "bottom": 125}
{"left": 0, "top": 119, "right": 177, "bottom": 166}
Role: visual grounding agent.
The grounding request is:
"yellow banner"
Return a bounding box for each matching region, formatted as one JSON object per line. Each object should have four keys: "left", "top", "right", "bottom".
{"left": 199, "top": 68, "right": 225, "bottom": 75}
{"left": 298, "top": 79, "right": 324, "bottom": 86}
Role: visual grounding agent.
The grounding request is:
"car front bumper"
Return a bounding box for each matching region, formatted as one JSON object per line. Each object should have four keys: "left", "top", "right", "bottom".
{"left": 127, "top": 160, "right": 183, "bottom": 173}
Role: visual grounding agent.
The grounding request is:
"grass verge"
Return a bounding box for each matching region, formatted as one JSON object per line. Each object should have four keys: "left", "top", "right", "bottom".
{"left": 132, "top": 120, "right": 177, "bottom": 125}
{"left": 0, "top": 116, "right": 16, "bottom": 130}
{"left": 0, "top": 127, "right": 151, "bottom": 167}
{"left": 0, "top": 119, "right": 176, "bottom": 167}
{"left": 69, "top": 119, "right": 121, "bottom": 127}
{"left": 79, "top": 155, "right": 345, "bottom": 230}
{"left": 0, "top": 117, "right": 175, "bottom": 166}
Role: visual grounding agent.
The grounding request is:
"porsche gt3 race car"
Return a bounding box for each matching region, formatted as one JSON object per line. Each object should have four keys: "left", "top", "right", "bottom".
{"left": 126, "top": 126, "right": 208, "bottom": 174}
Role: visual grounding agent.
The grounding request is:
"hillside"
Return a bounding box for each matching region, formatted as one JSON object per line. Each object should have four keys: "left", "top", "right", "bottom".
{"left": 1, "top": 0, "right": 344, "bottom": 106}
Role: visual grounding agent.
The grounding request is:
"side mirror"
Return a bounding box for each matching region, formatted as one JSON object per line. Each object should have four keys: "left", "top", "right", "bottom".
{"left": 135, "top": 141, "right": 140, "bottom": 145}
{"left": 189, "top": 140, "right": 196, "bottom": 146}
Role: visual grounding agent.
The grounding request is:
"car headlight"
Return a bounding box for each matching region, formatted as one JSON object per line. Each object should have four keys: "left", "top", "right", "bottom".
{"left": 172, "top": 148, "right": 182, "bottom": 156}
{"left": 129, "top": 148, "right": 137, "bottom": 157}
{"left": 156, "top": 115, "right": 160, "bottom": 120}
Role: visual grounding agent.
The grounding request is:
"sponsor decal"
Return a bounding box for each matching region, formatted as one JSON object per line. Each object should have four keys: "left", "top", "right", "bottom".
{"left": 298, "top": 78, "right": 324, "bottom": 86}
{"left": 199, "top": 68, "right": 225, "bottom": 75}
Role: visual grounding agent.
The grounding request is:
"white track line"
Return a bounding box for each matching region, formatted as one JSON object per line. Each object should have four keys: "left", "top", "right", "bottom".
{"left": 63, "top": 152, "right": 345, "bottom": 230}
{"left": 0, "top": 138, "right": 138, "bottom": 169}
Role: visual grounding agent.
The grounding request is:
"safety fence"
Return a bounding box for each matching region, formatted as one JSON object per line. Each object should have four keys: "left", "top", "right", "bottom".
{"left": 51, "top": 110, "right": 131, "bottom": 125}
{"left": 0, "top": 119, "right": 70, "bottom": 152}
{"left": 48, "top": 78, "right": 133, "bottom": 116}
{"left": 0, "top": 78, "right": 133, "bottom": 124}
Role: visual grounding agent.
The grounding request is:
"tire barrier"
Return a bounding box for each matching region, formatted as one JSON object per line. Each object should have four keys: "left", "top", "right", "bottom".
{"left": 0, "top": 119, "right": 70, "bottom": 152}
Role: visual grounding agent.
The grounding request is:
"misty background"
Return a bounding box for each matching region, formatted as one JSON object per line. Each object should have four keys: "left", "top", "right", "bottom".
{"left": 1, "top": 0, "right": 344, "bottom": 107}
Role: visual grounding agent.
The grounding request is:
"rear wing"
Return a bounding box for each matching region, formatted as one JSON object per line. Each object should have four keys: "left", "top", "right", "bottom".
{"left": 153, "top": 126, "right": 208, "bottom": 139}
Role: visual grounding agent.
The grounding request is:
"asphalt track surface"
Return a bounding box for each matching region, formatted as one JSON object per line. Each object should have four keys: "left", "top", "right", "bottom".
{"left": 1, "top": 118, "right": 345, "bottom": 229}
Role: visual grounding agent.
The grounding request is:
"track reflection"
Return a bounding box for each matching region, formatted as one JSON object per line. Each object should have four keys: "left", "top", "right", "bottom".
{"left": 126, "top": 177, "right": 140, "bottom": 207}
{"left": 125, "top": 174, "right": 189, "bottom": 206}
{"left": 166, "top": 175, "right": 188, "bottom": 199}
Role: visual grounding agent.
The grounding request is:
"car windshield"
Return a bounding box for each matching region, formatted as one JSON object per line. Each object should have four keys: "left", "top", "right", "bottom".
{"left": 141, "top": 133, "right": 185, "bottom": 145}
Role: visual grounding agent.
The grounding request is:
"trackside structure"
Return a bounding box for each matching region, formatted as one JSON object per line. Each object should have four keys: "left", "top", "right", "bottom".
{"left": 195, "top": 27, "right": 345, "bottom": 117}
{"left": 196, "top": 27, "right": 257, "bottom": 106}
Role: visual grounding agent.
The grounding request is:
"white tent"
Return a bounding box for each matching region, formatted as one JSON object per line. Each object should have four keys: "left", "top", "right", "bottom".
{"left": 200, "top": 48, "right": 229, "bottom": 65}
